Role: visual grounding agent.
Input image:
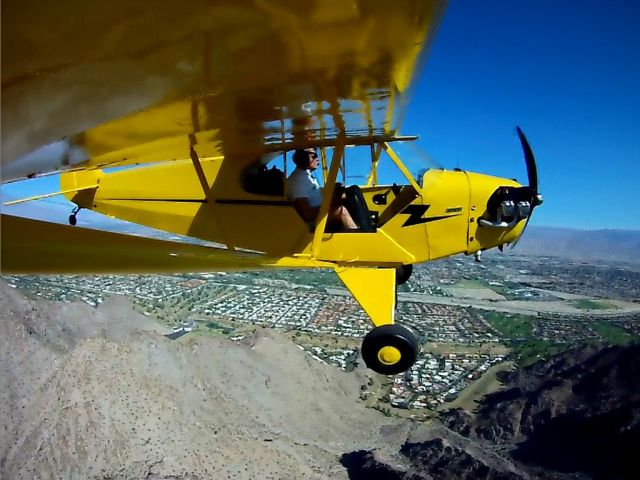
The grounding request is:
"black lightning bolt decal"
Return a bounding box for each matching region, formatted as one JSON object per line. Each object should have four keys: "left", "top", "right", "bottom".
{"left": 400, "top": 205, "right": 430, "bottom": 227}
{"left": 400, "top": 205, "right": 461, "bottom": 227}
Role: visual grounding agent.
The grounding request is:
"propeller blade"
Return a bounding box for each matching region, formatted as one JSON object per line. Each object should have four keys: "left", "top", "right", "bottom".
{"left": 511, "top": 127, "right": 542, "bottom": 249}
{"left": 516, "top": 126, "right": 538, "bottom": 196}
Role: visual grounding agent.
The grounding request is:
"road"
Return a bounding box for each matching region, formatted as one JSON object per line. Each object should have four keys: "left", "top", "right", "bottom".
{"left": 325, "top": 287, "right": 640, "bottom": 317}
{"left": 396, "top": 292, "right": 640, "bottom": 317}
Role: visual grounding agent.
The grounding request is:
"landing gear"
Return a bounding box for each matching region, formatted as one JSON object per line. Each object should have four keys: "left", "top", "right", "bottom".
{"left": 335, "top": 267, "right": 418, "bottom": 374}
{"left": 68, "top": 206, "right": 81, "bottom": 226}
{"left": 395, "top": 264, "right": 413, "bottom": 285}
{"left": 361, "top": 324, "right": 419, "bottom": 375}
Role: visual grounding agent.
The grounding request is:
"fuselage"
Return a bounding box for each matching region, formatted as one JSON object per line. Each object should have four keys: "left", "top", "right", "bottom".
{"left": 60, "top": 154, "right": 525, "bottom": 266}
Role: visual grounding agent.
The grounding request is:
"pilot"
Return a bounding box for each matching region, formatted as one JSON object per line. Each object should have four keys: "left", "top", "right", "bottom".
{"left": 287, "top": 148, "right": 357, "bottom": 230}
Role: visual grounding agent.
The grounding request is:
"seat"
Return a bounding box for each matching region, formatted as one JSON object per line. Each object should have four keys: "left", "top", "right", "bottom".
{"left": 343, "top": 185, "right": 376, "bottom": 232}
{"left": 243, "top": 165, "right": 285, "bottom": 196}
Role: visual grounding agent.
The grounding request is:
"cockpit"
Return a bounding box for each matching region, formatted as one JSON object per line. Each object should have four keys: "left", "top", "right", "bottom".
{"left": 242, "top": 139, "right": 440, "bottom": 196}
{"left": 241, "top": 139, "right": 442, "bottom": 233}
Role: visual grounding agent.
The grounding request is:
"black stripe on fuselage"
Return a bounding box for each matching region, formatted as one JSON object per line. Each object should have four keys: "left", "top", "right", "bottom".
{"left": 102, "top": 198, "right": 291, "bottom": 206}
{"left": 399, "top": 205, "right": 462, "bottom": 227}
{"left": 102, "top": 198, "right": 206, "bottom": 203}
{"left": 214, "top": 199, "right": 291, "bottom": 206}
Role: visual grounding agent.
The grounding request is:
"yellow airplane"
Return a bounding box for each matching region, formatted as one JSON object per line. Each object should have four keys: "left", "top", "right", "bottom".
{"left": 1, "top": 0, "right": 542, "bottom": 375}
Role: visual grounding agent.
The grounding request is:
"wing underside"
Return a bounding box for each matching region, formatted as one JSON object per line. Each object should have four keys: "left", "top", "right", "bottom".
{"left": 2, "top": 0, "right": 447, "bottom": 178}
{"left": 1, "top": 0, "right": 447, "bottom": 274}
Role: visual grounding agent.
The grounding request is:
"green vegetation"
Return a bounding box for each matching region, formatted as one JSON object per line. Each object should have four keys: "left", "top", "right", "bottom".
{"left": 592, "top": 321, "right": 635, "bottom": 346}
{"left": 484, "top": 311, "right": 533, "bottom": 339}
{"left": 483, "top": 311, "right": 569, "bottom": 365}
{"left": 241, "top": 268, "right": 340, "bottom": 287}
{"left": 373, "top": 406, "right": 393, "bottom": 417}
{"left": 489, "top": 282, "right": 523, "bottom": 301}
{"left": 571, "top": 299, "right": 617, "bottom": 310}
{"left": 206, "top": 321, "right": 234, "bottom": 335}
{"left": 516, "top": 339, "right": 570, "bottom": 366}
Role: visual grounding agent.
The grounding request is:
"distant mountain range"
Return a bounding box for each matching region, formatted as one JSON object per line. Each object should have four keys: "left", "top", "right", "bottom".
{"left": 511, "top": 226, "right": 640, "bottom": 264}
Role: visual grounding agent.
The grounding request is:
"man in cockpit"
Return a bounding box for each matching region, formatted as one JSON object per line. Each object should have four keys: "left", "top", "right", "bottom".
{"left": 287, "top": 148, "right": 357, "bottom": 230}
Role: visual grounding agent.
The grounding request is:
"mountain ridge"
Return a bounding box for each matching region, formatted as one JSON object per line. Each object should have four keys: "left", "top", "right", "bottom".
{"left": 506, "top": 226, "right": 640, "bottom": 264}
{"left": 0, "top": 281, "right": 401, "bottom": 479}
{"left": 2, "top": 281, "right": 638, "bottom": 479}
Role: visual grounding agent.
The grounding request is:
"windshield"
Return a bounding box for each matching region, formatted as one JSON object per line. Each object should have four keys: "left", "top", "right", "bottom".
{"left": 340, "top": 141, "right": 442, "bottom": 187}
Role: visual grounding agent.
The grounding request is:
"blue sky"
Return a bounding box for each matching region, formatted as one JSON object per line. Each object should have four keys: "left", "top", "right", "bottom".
{"left": 405, "top": 0, "right": 640, "bottom": 230}
{"left": 3, "top": 0, "right": 639, "bottom": 231}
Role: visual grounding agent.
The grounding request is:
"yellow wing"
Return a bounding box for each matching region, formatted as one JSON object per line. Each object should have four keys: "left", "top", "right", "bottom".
{"left": 0, "top": 214, "right": 331, "bottom": 274}
{"left": 2, "top": 0, "right": 447, "bottom": 178}
{"left": 1, "top": 0, "right": 447, "bottom": 273}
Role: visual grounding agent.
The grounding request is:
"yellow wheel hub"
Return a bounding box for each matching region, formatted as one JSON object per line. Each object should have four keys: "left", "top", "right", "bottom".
{"left": 377, "top": 346, "right": 402, "bottom": 365}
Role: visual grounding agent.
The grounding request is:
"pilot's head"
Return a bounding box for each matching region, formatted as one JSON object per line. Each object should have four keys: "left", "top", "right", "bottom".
{"left": 293, "top": 148, "right": 319, "bottom": 171}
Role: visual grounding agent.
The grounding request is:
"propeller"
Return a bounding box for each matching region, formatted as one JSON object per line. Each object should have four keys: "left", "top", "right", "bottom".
{"left": 511, "top": 126, "right": 543, "bottom": 248}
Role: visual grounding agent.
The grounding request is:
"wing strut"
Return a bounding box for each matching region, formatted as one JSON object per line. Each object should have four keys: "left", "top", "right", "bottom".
{"left": 382, "top": 142, "right": 423, "bottom": 195}
{"left": 189, "top": 146, "right": 215, "bottom": 204}
{"left": 366, "top": 143, "right": 384, "bottom": 187}
{"left": 311, "top": 135, "right": 345, "bottom": 258}
{"left": 189, "top": 145, "right": 236, "bottom": 251}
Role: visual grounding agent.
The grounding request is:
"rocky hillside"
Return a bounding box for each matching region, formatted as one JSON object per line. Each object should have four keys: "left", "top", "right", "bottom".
{"left": 380, "top": 346, "right": 640, "bottom": 480}
{"left": 340, "top": 345, "right": 640, "bottom": 480}
{"left": 2, "top": 280, "right": 638, "bottom": 479}
{"left": 439, "top": 345, "right": 640, "bottom": 479}
{"left": 0, "top": 281, "right": 404, "bottom": 479}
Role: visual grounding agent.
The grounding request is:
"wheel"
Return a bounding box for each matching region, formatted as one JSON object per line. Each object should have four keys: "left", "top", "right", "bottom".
{"left": 395, "top": 264, "right": 413, "bottom": 285}
{"left": 361, "top": 324, "right": 419, "bottom": 375}
{"left": 68, "top": 214, "right": 77, "bottom": 226}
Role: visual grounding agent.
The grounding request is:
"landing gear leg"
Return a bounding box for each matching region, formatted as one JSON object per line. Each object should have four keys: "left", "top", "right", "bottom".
{"left": 395, "top": 264, "right": 413, "bottom": 285}
{"left": 68, "top": 206, "right": 81, "bottom": 226}
{"left": 335, "top": 266, "right": 420, "bottom": 375}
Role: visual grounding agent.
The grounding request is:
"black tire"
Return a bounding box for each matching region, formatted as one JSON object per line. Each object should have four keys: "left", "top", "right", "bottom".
{"left": 395, "top": 264, "right": 413, "bottom": 285}
{"left": 68, "top": 214, "right": 77, "bottom": 226}
{"left": 361, "top": 324, "right": 419, "bottom": 375}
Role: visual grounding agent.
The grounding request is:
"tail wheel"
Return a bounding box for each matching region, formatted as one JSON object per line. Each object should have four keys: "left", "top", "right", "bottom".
{"left": 69, "top": 206, "right": 80, "bottom": 226}
{"left": 361, "top": 324, "right": 419, "bottom": 375}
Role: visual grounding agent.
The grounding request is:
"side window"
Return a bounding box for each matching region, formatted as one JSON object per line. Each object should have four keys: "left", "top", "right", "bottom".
{"left": 242, "top": 153, "right": 285, "bottom": 196}
{"left": 341, "top": 143, "right": 438, "bottom": 188}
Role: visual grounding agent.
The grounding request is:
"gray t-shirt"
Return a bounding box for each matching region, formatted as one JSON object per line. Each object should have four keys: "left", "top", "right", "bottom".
{"left": 287, "top": 168, "right": 322, "bottom": 207}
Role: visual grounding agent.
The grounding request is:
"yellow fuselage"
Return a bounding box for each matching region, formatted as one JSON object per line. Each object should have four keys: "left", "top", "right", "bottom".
{"left": 61, "top": 155, "right": 525, "bottom": 268}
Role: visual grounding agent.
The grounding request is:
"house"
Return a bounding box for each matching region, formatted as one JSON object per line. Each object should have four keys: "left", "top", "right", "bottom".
{"left": 181, "top": 320, "right": 198, "bottom": 332}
